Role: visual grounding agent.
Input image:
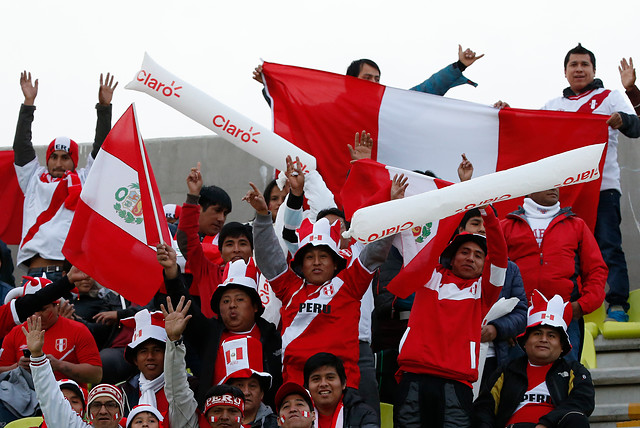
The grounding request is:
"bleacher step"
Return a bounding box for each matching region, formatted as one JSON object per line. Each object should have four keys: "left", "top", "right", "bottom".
{"left": 594, "top": 337, "right": 640, "bottom": 352}
{"left": 591, "top": 367, "right": 640, "bottom": 385}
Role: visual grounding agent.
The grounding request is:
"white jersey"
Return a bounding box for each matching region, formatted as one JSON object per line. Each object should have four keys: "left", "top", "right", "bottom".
{"left": 543, "top": 88, "right": 635, "bottom": 192}
{"left": 15, "top": 155, "right": 93, "bottom": 266}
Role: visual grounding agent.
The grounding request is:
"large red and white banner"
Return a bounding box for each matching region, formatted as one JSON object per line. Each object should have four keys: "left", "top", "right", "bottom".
{"left": 262, "top": 62, "right": 609, "bottom": 228}
{"left": 0, "top": 151, "right": 24, "bottom": 245}
{"left": 63, "top": 105, "right": 170, "bottom": 305}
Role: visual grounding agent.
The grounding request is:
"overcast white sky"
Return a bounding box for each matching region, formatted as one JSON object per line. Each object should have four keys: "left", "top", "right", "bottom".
{"left": 1, "top": 0, "right": 637, "bottom": 149}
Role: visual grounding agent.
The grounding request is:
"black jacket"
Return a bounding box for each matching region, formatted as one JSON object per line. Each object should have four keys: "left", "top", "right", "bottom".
{"left": 342, "top": 387, "right": 379, "bottom": 428}
{"left": 472, "top": 356, "right": 595, "bottom": 428}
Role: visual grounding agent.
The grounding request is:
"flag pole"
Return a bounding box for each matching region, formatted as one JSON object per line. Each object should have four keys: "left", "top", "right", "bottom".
{"left": 131, "top": 103, "right": 165, "bottom": 245}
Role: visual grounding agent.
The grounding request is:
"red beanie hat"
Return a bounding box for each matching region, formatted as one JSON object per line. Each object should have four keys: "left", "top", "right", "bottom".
{"left": 46, "top": 136, "right": 79, "bottom": 168}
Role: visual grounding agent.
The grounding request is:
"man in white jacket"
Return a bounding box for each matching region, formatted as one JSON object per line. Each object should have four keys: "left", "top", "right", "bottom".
{"left": 25, "top": 315, "right": 127, "bottom": 428}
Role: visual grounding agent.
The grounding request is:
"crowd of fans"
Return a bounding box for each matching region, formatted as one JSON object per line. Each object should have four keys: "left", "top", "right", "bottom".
{"left": 0, "top": 43, "right": 639, "bottom": 428}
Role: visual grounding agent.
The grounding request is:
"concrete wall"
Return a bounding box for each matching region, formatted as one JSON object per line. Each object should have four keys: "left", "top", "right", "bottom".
{"left": 7, "top": 134, "right": 640, "bottom": 294}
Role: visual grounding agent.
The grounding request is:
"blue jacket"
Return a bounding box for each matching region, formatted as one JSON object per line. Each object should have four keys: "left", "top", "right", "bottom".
{"left": 410, "top": 62, "right": 477, "bottom": 95}
{"left": 488, "top": 261, "right": 527, "bottom": 366}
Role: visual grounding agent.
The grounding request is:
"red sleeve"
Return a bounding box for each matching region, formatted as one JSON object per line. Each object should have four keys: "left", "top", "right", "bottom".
{"left": 482, "top": 208, "right": 508, "bottom": 312}
{"left": 179, "top": 203, "right": 222, "bottom": 318}
{"left": 72, "top": 321, "right": 102, "bottom": 367}
{"left": 268, "top": 269, "right": 300, "bottom": 303}
{"left": 576, "top": 219, "right": 608, "bottom": 314}
{"left": 0, "top": 325, "right": 20, "bottom": 366}
{"left": 340, "top": 258, "right": 375, "bottom": 300}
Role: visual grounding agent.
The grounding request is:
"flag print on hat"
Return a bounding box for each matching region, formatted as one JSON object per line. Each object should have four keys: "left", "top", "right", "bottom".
{"left": 291, "top": 217, "right": 347, "bottom": 275}
{"left": 517, "top": 290, "right": 573, "bottom": 356}
{"left": 121, "top": 309, "right": 167, "bottom": 364}
{"left": 217, "top": 335, "right": 272, "bottom": 390}
{"left": 46, "top": 136, "right": 79, "bottom": 168}
{"left": 211, "top": 258, "right": 263, "bottom": 316}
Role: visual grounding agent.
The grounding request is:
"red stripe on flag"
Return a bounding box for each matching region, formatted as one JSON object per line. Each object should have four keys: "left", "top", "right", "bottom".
{"left": 263, "top": 62, "right": 385, "bottom": 207}
{"left": 63, "top": 199, "right": 162, "bottom": 305}
{"left": 0, "top": 151, "right": 24, "bottom": 244}
{"left": 494, "top": 108, "right": 608, "bottom": 228}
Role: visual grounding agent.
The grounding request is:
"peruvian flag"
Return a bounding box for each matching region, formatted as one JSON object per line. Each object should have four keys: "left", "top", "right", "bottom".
{"left": 63, "top": 105, "right": 170, "bottom": 305}
{"left": 262, "top": 62, "right": 609, "bottom": 228}
{"left": 342, "top": 159, "right": 462, "bottom": 268}
{"left": 0, "top": 151, "right": 24, "bottom": 244}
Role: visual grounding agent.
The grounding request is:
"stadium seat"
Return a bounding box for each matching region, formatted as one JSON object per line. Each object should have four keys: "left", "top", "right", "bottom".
{"left": 628, "top": 289, "right": 640, "bottom": 323}
{"left": 5, "top": 416, "right": 43, "bottom": 428}
{"left": 580, "top": 326, "right": 597, "bottom": 369}
{"left": 380, "top": 402, "right": 393, "bottom": 428}
{"left": 583, "top": 303, "right": 605, "bottom": 335}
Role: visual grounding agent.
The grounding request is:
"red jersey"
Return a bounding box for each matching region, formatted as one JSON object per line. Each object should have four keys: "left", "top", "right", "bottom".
{"left": 0, "top": 316, "right": 101, "bottom": 388}
{"left": 270, "top": 258, "right": 373, "bottom": 388}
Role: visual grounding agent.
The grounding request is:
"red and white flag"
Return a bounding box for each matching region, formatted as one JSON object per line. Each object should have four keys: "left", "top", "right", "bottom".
{"left": 0, "top": 150, "right": 24, "bottom": 245}
{"left": 341, "top": 159, "right": 454, "bottom": 264}
{"left": 262, "top": 62, "right": 609, "bottom": 228}
{"left": 63, "top": 105, "right": 170, "bottom": 305}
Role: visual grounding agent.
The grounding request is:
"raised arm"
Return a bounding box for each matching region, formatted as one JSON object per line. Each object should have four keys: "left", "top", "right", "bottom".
{"left": 358, "top": 174, "right": 407, "bottom": 271}
{"left": 161, "top": 296, "right": 200, "bottom": 428}
{"left": 245, "top": 182, "right": 289, "bottom": 280}
{"left": 619, "top": 57, "right": 640, "bottom": 116}
{"left": 26, "top": 316, "right": 88, "bottom": 428}
{"left": 410, "top": 45, "right": 482, "bottom": 95}
{"left": 13, "top": 71, "right": 39, "bottom": 166}
{"left": 91, "top": 73, "right": 117, "bottom": 159}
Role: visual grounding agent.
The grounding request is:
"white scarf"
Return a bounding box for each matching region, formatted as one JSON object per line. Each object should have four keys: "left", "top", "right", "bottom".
{"left": 523, "top": 198, "right": 560, "bottom": 247}
{"left": 138, "top": 372, "right": 165, "bottom": 408}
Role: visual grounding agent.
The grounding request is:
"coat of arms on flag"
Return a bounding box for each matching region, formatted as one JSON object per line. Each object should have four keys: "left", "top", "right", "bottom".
{"left": 114, "top": 183, "right": 144, "bottom": 224}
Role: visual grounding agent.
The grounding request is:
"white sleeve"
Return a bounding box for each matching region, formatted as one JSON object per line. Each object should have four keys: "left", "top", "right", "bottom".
{"left": 164, "top": 340, "right": 200, "bottom": 428}
{"left": 608, "top": 89, "right": 636, "bottom": 115}
{"left": 303, "top": 170, "right": 337, "bottom": 221}
{"left": 31, "top": 355, "right": 90, "bottom": 428}
{"left": 14, "top": 158, "right": 40, "bottom": 193}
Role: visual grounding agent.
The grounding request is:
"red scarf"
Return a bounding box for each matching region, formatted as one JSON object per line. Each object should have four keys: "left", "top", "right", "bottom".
{"left": 39, "top": 170, "right": 82, "bottom": 210}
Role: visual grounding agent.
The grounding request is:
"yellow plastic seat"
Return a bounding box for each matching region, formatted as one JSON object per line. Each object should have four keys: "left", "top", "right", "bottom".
{"left": 584, "top": 321, "right": 599, "bottom": 339}
{"left": 380, "top": 402, "right": 393, "bottom": 428}
{"left": 628, "top": 289, "right": 640, "bottom": 323}
{"left": 583, "top": 303, "right": 605, "bottom": 334}
{"left": 5, "top": 416, "right": 43, "bottom": 428}
{"left": 580, "top": 326, "right": 597, "bottom": 369}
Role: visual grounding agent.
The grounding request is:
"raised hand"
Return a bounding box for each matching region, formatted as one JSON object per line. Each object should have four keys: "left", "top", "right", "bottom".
{"left": 67, "top": 266, "right": 89, "bottom": 285}
{"left": 242, "top": 182, "right": 269, "bottom": 215}
{"left": 348, "top": 130, "right": 374, "bottom": 163}
{"left": 186, "top": 162, "right": 203, "bottom": 195}
{"left": 20, "top": 71, "right": 38, "bottom": 105}
{"left": 98, "top": 72, "right": 118, "bottom": 105}
{"left": 458, "top": 44, "right": 485, "bottom": 68}
{"left": 619, "top": 57, "right": 636, "bottom": 91}
{"left": 391, "top": 173, "right": 409, "bottom": 200}
{"left": 253, "top": 64, "right": 264, "bottom": 85}
{"left": 21, "top": 315, "right": 45, "bottom": 358}
{"left": 286, "top": 155, "right": 305, "bottom": 196}
{"left": 161, "top": 296, "right": 192, "bottom": 341}
{"left": 457, "top": 153, "right": 474, "bottom": 182}
{"left": 156, "top": 243, "right": 178, "bottom": 279}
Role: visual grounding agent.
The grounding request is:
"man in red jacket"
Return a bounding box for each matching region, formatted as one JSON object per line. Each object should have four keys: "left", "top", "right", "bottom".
{"left": 501, "top": 188, "right": 607, "bottom": 362}
{"left": 393, "top": 207, "right": 508, "bottom": 428}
